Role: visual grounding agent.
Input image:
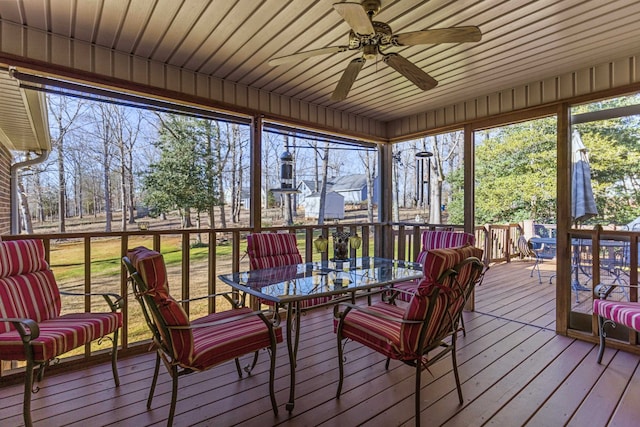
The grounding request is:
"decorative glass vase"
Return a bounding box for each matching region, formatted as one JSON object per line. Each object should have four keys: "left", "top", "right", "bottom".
{"left": 332, "top": 231, "right": 351, "bottom": 261}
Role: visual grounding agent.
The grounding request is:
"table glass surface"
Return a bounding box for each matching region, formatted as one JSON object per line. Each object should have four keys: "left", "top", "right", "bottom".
{"left": 219, "top": 257, "right": 423, "bottom": 303}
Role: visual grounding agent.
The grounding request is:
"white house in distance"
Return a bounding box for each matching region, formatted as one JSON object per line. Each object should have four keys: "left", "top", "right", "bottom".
{"left": 303, "top": 191, "right": 345, "bottom": 220}
{"left": 299, "top": 174, "right": 375, "bottom": 205}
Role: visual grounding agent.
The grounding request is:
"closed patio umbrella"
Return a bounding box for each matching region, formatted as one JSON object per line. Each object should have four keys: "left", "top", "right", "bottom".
{"left": 571, "top": 130, "right": 598, "bottom": 222}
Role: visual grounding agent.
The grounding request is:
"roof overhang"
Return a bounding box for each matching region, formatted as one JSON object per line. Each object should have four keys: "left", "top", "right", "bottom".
{"left": 0, "top": 68, "right": 50, "bottom": 153}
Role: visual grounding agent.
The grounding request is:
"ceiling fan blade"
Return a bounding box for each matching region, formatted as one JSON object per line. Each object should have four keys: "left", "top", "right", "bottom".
{"left": 333, "top": 2, "right": 375, "bottom": 35}
{"left": 268, "top": 46, "right": 349, "bottom": 66}
{"left": 331, "top": 58, "right": 365, "bottom": 101}
{"left": 394, "top": 26, "right": 482, "bottom": 45}
{"left": 383, "top": 53, "right": 437, "bottom": 91}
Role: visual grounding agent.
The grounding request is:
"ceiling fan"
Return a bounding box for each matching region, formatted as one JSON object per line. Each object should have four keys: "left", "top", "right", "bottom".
{"left": 268, "top": 0, "right": 482, "bottom": 101}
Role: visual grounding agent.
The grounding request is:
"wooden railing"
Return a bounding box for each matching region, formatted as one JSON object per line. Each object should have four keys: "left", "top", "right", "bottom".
{"left": 0, "top": 221, "right": 519, "bottom": 379}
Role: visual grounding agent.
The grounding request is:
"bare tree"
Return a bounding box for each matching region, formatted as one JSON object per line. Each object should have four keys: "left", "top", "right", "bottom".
{"left": 16, "top": 154, "right": 33, "bottom": 233}
{"left": 48, "top": 95, "right": 85, "bottom": 232}
{"left": 317, "top": 142, "right": 330, "bottom": 225}
{"left": 425, "top": 132, "right": 463, "bottom": 223}
{"left": 228, "top": 123, "right": 247, "bottom": 224}
{"left": 87, "top": 103, "right": 119, "bottom": 232}
{"left": 358, "top": 148, "right": 377, "bottom": 223}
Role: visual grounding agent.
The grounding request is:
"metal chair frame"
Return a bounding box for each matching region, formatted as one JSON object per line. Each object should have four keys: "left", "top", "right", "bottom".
{"left": 123, "top": 255, "right": 280, "bottom": 426}
{"left": 334, "top": 256, "right": 486, "bottom": 427}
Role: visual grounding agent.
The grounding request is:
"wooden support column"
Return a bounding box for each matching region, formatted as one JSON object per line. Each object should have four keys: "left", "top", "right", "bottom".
{"left": 463, "top": 124, "right": 475, "bottom": 235}
{"left": 556, "top": 103, "right": 571, "bottom": 335}
{"left": 250, "top": 115, "right": 263, "bottom": 231}
{"left": 463, "top": 124, "right": 477, "bottom": 311}
{"left": 379, "top": 144, "right": 393, "bottom": 258}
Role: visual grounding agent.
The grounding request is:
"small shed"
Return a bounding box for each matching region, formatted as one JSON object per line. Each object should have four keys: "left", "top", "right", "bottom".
{"left": 303, "top": 191, "right": 344, "bottom": 220}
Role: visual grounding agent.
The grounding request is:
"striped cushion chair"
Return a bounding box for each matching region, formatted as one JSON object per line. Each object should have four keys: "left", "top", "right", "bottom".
{"left": 123, "top": 246, "right": 282, "bottom": 426}
{"left": 391, "top": 230, "right": 476, "bottom": 303}
{"left": 246, "top": 232, "right": 332, "bottom": 309}
{"left": 334, "top": 245, "right": 486, "bottom": 427}
{"left": 0, "top": 239, "right": 122, "bottom": 427}
{"left": 594, "top": 283, "right": 640, "bottom": 364}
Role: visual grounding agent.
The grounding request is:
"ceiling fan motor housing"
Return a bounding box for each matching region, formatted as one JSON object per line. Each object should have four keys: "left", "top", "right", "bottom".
{"left": 348, "top": 21, "right": 393, "bottom": 55}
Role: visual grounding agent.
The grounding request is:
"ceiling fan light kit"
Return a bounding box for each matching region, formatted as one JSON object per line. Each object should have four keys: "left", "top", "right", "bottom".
{"left": 268, "top": 0, "right": 482, "bottom": 100}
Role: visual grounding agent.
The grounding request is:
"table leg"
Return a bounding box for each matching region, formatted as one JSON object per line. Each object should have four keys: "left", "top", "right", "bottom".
{"left": 285, "top": 301, "right": 300, "bottom": 412}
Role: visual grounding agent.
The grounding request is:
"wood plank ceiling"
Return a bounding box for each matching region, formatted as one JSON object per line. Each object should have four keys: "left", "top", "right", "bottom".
{"left": 1, "top": 0, "right": 640, "bottom": 123}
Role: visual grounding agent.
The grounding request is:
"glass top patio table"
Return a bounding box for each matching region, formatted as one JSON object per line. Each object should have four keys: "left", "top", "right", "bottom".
{"left": 219, "top": 256, "right": 423, "bottom": 304}
{"left": 218, "top": 256, "right": 422, "bottom": 412}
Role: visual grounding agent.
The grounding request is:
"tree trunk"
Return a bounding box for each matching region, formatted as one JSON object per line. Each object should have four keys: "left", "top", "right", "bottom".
{"left": 183, "top": 207, "right": 193, "bottom": 228}
{"left": 392, "top": 151, "right": 400, "bottom": 222}
{"left": 364, "top": 150, "right": 375, "bottom": 223}
{"left": 120, "top": 141, "right": 127, "bottom": 231}
{"left": 18, "top": 175, "right": 33, "bottom": 234}
{"left": 128, "top": 147, "right": 135, "bottom": 224}
{"left": 57, "top": 137, "right": 66, "bottom": 232}
{"left": 318, "top": 143, "right": 330, "bottom": 225}
{"left": 102, "top": 119, "right": 112, "bottom": 232}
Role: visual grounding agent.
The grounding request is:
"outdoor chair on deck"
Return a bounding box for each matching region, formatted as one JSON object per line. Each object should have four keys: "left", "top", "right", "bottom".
{"left": 517, "top": 235, "right": 544, "bottom": 284}
{"left": 247, "top": 232, "right": 333, "bottom": 306}
{"left": 334, "top": 245, "right": 486, "bottom": 427}
{"left": 0, "top": 239, "right": 122, "bottom": 427}
{"left": 594, "top": 283, "right": 640, "bottom": 364}
{"left": 247, "top": 232, "right": 334, "bottom": 357}
{"left": 123, "top": 246, "right": 282, "bottom": 426}
{"left": 389, "top": 230, "right": 476, "bottom": 303}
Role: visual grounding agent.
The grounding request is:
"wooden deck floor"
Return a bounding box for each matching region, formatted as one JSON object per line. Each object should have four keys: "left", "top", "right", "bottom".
{"left": 2, "top": 259, "right": 640, "bottom": 426}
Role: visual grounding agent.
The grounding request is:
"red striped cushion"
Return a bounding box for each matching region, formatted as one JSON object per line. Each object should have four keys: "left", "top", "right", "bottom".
{"left": 0, "top": 270, "right": 61, "bottom": 334}
{"left": 0, "top": 312, "right": 122, "bottom": 361}
{"left": 0, "top": 239, "right": 49, "bottom": 278}
{"left": 333, "top": 302, "right": 408, "bottom": 359}
{"left": 402, "top": 245, "right": 483, "bottom": 354}
{"left": 594, "top": 299, "right": 640, "bottom": 332}
{"left": 189, "top": 308, "right": 283, "bottom": 370}
{"left": 127, "top": 247, "right": 193, "bottom": 361}
{"left": 127, "top": 246, "right": 170, "bottom": 298}
{"left": 247, "top": 233, "right": 331, "bottom": 307}
{"left": 155, "top": 296, "right": 193, "bottom": 363}
{"left": 415, "top": 231, "right": 475, "bottom": 265}
{"left": 247, "top": 233, "right": 303, "bottom": 270}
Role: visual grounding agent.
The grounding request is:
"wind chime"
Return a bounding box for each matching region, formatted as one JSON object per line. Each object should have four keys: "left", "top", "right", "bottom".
{"left": 415, "top": 150, "right": 433, "bottom": 222}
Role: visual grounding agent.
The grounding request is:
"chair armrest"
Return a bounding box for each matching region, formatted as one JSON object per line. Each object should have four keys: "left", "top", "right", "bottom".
{"left": 381, "top": 286, "right": 417, "bottom": 304}
{"left": 176, "top": 291, "right": 246, "bottom": 309}
{"left": 333, "top": 302, "right": 421, "bottom": 325}
{"left": 60, "top": 290, "right": 124, "bottom": 312}
{"left": 168, "top": 309, "right": 280, "bottom": 330}
{"left": 595, "top": 283, "right": 640, "bottom": 299}
{"left": 0, "top": 317, "right": 40, "bottom": 342}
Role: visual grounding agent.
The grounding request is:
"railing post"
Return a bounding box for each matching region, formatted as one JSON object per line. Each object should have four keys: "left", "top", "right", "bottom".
{"left": 120, "top": 235, "right": 129, "bottom": 350}
{"left": 181, "top": 231, "right": 190, "bottom": 315}
{"left": 208, "top": 230, "right": 216, "bottom": 314}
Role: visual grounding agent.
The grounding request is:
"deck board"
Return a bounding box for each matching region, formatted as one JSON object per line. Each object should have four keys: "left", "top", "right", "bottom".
{"left": 2, "top": 260, "right": 639, "bottom": 426}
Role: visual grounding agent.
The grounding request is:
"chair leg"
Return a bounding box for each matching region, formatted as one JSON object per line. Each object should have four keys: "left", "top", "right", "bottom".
{"left": 415, "top": 361, "right": 422, "bottom": 427}
{"left": 597, "top": 315, "right": 610, "bottom": 364}
{"left": 167, "top": 365, "right": 179, "bottom": 426}
{"left": 451, "top": 348, "right": 464, "bottom": 404}
{"left": 234, "top": 357, "right": 243, "bottom": 378}
{"left": 148, "top": 352, "right": 161, "bottom": 409}
{"left": 336, "top": 329, "right": 345, "bottom": 398}
{"left": 111, "top": 329, "right": 120, "bottom": 387}
{"left": 532, "top": 258, "right": 542, "bottom": 284}
{"left": 385, "top": 357, "right": 391, "bottom": 370}
{"left": 23, "top": 359, "right": 34, "bottom": 427}
{"left": 249, "top": 350, "right": 259, "bottom": 373}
